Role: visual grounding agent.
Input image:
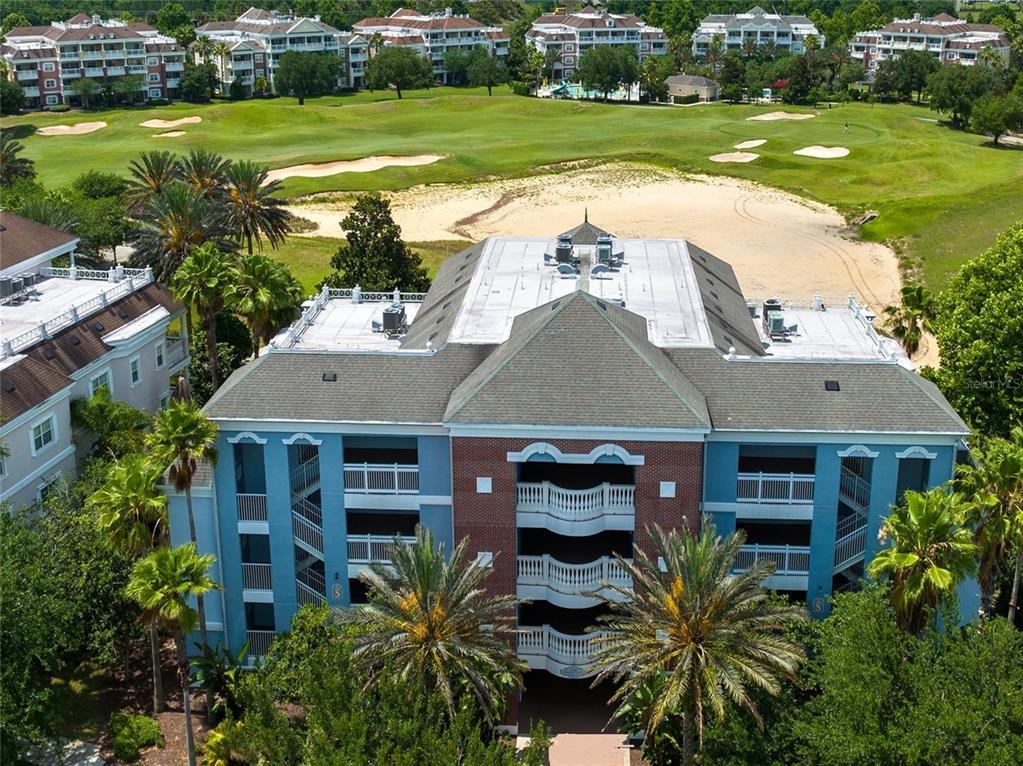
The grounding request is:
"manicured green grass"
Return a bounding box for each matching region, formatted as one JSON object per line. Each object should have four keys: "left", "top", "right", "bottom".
{"left": 269, "top": 235, "right": 468, "bottom": 293}
{"left": 4, "top": 87, "right": 1022, "bottom": 289}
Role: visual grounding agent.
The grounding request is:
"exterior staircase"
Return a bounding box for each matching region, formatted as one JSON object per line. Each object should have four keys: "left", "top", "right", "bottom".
{"left": 289, "top": 452, "right": 327, "bottom": 602}
{"left": 833, "top": 465, "right": 871, "bottom": 577}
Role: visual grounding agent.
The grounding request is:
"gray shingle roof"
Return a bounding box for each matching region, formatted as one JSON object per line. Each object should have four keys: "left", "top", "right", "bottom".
{"left": 560, "top": 218, "right": 612, "bottom": 246}
{"left": 686, "top": 241, "right": 764, "bottom": 356}
{"left": 445, "top": 291, "right": 710, "bottom": 429}
{"left": 400, "top": 241, "right": 486, "bottom": 350}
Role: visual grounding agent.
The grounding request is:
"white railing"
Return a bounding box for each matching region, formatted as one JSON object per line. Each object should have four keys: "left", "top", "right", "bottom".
{"left": 835, "top": 511, "right": 867, "bottom": 542}
{"left": 834, "top": 525, "right": 868, "bottom": 570}
{"left": 347, "top": 534, "right": 416, "bottom": 564}
{"left": 296, "top": 564, "right": 325, "bottom": 594}
{"left": 292, "top": 500, "right": 323, "bottom": 553}
{"left": 517, "top": 625, "right": 605, "bottom": 675}
{"left": 242, "top": 562, "right": 272, "bottom": 590}
{"left": 515, "top": 482, "right": 635, "bottom": 521}
{"left": 3, "top": 267, "right": 154, "bottom": 358}
{"left": 517, "top": 555, "right": 631, "bottom": 595}
{"left": 839, "top": 468, "right": 871, "bottom": 511}
{"left": 736, "top": 472, "right": 815, "bottom": 504}
{"left": 237, "top": 493, "right": 268, "bottom": 522}
{"left": 343, "top": 463, "right": 419, "bottom": 494}
{"left": 296, "top": 579, "right": 323, "bottom": 605}
{"left": 290, "top": 457, "right": 320, "bottom": 493}
{"left": 733, "top": 544, "right": 811, "bottom": 575}
{"left": 246, "top": 630, "right": 275, "bottom": 657}
{"left": 106, "top": 66, "right": 126, "bottom": 76}
{"left": 164, "top": 334, "right": 188, "bottom": 367}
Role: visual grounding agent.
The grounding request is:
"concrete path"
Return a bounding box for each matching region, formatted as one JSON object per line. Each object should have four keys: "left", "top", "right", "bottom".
{"left": 23, "top": 738, "right": 105, "bottom": 765}
{"left": 550, "top": 733, "right": 629, "bottom": 766}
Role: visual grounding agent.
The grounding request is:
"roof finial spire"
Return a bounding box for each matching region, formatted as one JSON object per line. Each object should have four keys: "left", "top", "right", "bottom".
{"left": 584, "top": 207, "right": 588, "bottom": 223}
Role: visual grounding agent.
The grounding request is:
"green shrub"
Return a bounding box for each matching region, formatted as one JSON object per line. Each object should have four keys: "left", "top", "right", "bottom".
{"left": 673, "top": 93, "right": 699, "bottom": 105}
{"left": 511, "top": 80, "right": 531, "bottom": 97}
{"left": 47, "top": 103, "right": 71, "bottom": 112}
{"left": 111, "top": 712, "right": 164, "bottom": 762}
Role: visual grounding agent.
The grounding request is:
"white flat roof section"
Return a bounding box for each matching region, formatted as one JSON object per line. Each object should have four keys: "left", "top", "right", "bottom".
{"left": 0, "top": 277, "right": 114, "bottom": 344}
{"left": 285, "top": 299, "right": 423, "bottom": 352}
{"left": 756, "top": 305, "right": 905, "bottom": 362}
{"left": 447, "top": 237, "right": 714, "bottom": 348}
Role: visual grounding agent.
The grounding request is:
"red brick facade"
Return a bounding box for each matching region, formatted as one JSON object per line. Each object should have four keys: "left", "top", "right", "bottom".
{"left": 451, "top": 436, "right": 704, "bottom": 599}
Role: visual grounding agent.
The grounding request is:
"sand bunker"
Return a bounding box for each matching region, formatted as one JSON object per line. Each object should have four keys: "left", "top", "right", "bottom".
{"left": 37, "top": 121, "right": 107, "bottom": 136}
{"left": 289, "top": 162, "right": 900, "bottom": 310}
{"left": 747, "top": 111, "right": 815, "bottom": 122}
{"left": 734, "top": 139, "right": 766, "bottom": 149}
{"left": 154, "top": 131, "right": 185, "bottom": 138}
{"left": 794, "top": 145, "right": 850, "bottom": 159}
{"left": 264, "top": 155, "right": 444, "bottom": 184}
{"left": 139, "top": 116, "right": 202, "bottom": 129}
{"left": 709, "top": 152, "right": 760, "bottom": 163}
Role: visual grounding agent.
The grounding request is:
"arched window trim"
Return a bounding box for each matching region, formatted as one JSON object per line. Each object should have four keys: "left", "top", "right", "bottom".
{"left": 506, "top": 442, "right": 645, "bottom": 465}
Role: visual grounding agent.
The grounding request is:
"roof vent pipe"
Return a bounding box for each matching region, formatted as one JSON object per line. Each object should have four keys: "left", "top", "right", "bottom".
{"left": 393, "top": 288, "right": 401, "bottom": 306}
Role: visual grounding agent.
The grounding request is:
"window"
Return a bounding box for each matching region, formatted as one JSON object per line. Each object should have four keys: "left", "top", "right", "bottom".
{"left": 159, "top": 393, "right": 170, "bottom": 409}
{"left": 130, "top": 357, "right": 141, "bottom": 386}
{"left": 147, "top": 56, "right": 158, "bottom": 65}
{"left": 45, "top": 95, "right": 59, "bottom": 105}
{"left": 255, "top": 53, "right": 263, "bottom": 61}
{"left": 89, "top": 369, "right": 112, "bottom": 396}
{"left": 148, "top": 88, "right": 162, "bottom": 98}
{"left": 148, "top": 73, "right": 160, "bottom": 82}
{"left": 0, "top": 453, "right": 6, "bottom": 478}
{"left": 155, "top": 343, "right": 165, "bottom": 369}
{"left": 43, "top": 62, "right": 55, "bottom": 71}
{"left": 44, "top": 79, "right": 56, "bottom": 88}
{"left": 31, "top": 416, "right": 56, "bottom": 454}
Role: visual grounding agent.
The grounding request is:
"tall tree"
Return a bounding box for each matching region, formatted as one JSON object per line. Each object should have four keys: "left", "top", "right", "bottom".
{"left": 883, "top": 283, "right": 936, "bottom": 357}
{"left": 466, "top": 45, "right": 507, "bottom": 96}
{"left": 234, "top": 253, "right": 303, "bottom": 353}
{"left": 147, "top": 399, "right": 220, "bottom": 650}
{"left": 321, "top": 193, "right": 430, "bottom": 292}
{"left": 576, "top": 44, "right": 638, "bottom": 100}
{"left": 340, "top": 526, "right": 524, "bottom": 727}
{"left": 68, "top": 76, "right": 99, "bottom": 108}
{"left": 366, "top": 46, "right": 434, "bottom": 99}
{"left": 172, "top": 243, "right": 239, "bottom": 390}
{"left": 868, "top": 489, "right": 977, "bottom": 634}
{"left": 640, "top": 55, "right": 676, "bottom": 102}
{"left": 591, "top": 522, "right": 806, "bottom": 766}
{"left": 927, "top": 64, "right": 999, "bottom": 129}
{"left": 274, "top": 50, "right": 339, "bottom": 104}
{"left": 88, "top": 454, "right": 169, "bottom": 714}
{"left": 0, "top": 77, "right": 26, "bottom": 115}
{"left": 126, "top": 544, "right": 219, "bottom": 766}
{"left": 125, "top": 150, "right": 181, "bottom": 212}
{"left": 222, "top": 160, "right": 293, "bottom": 254}
{"left": 971, "top": 93, "right": 1023, "bottom": 146}
{"left": 180, "top": 147, "right": 230, "bottom": 201}
{"left": 0, "top": 133, "right": 35, "bottom": 186}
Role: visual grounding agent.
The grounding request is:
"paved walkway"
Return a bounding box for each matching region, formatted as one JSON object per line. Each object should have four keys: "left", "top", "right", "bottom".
{"left": 23, "top": 738, "right": 105, "bottom": 765}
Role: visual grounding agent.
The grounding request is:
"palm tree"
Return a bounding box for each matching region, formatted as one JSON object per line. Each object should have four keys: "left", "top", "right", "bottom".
{"left": 370, "top": 31, "right": 385, "bottom": 56}
{"left": 192, "top": 35, "right": 212, "bottom": 65}
{"left": 125, "top": 150, "right": 181, "bottom": 213}
{"left": 741, "top": 38, "right": 758, "bottom": 60}
{"left": 131, "top": 182, "right": 233, "bottom": 282}
{"left": 590, "top": 522, "right": 806, "bottom": 766}
{"left": 222, "top": 160, "right": 294, "bottom": 255}
{"left": 706, "top": 35, "right": 725, "bottom": 77}
{"left": 957, "top": 427, "right": 1023, "bottom": 619}
{"left": 212, "top": 40, "right": 232, "bottom": 86}
{"left": 126, "top": 544, "right": 220, "bottom": 766}
{"left": 883, "top": 283, "right": 936, "bottom": 357}
{"left": 828, "top": 46, "right": 850, "bottom": 88}
{"left": 234, "top": 253, "right": 303, "bottom": 353}
{"left": 172, "top": 243, "right": 239, "bottom": 390}
{"left": 179, "top": 147, "right": 231, "bottom": 201}
{"left": 0, "top": 133, "right": 36, "bottom": 186}
{"left": 868, "top": 489, "right": 977, "bottom": 634}
{"left": 340, "top": 526, "right": 524, "bottom": 727}
{"left": 88, "top": 454, "right": 169, "bottom": 714}
{"left": 147, "top": 399, "right": 219, "bottom": 649}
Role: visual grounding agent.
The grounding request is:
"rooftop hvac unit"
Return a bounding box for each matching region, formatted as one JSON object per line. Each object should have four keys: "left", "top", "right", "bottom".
{"left": 10, "top": 278, "right": 23, "bottom": 294}
{"left": 0, "top": 278, "right": 12, "bottom": 299}
{"left": 554, "top": 233, "right": 574, "bottom": 264}
{"left": 762, "top": 297, "right": 782, "bottom": 331}
{"left": 20, "top": 273, "right": 35, "bottom": 288}
{"left": 382, "top": 304, "right": 407, "bottom": 334}
{"left": 746, "top": 301, "right": 757, "bottom": 318}
{"left": 596, "top": 234, "right": 613, "bottom": 266}
{"left": 767, "top": 311, "right": 785, "bottom": 336}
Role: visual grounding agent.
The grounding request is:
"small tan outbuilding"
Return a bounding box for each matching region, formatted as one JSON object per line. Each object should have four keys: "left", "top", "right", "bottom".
{"left": 666, "top": 74, "right": 720, "bottom": 103}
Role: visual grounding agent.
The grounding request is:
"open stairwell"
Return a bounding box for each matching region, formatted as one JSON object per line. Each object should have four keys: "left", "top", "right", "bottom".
{"left": 833, "top": 466, "right": 870, "bottom": 576}
{"left": 289, "top": 452, "right": 327, "bottom": 602}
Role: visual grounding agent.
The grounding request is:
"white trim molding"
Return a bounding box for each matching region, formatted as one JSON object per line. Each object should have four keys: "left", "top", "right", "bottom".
{"left": 895, "top": 446, "right": 938, "bottom": 460}
{"left": 228, "top": 432, "right": 268, "bottom": 445}
{"left": 281, "top": 432, "right": 322, "bottom": 446}
{"left": 506, "top": 442, "right": 646, "bottom": 465}
{"left": 836, "top": 445, "right": 880, "bottom": 459}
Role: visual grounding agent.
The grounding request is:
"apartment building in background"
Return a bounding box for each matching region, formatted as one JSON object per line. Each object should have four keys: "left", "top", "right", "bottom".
{"left": 850, "top": 12, "right": 1009, "bottom": 74}
{"left": 0, "top": 212, "right": 189, "bottom": 511}
{"left": 527, "top": 6, "right": 667, "bottom": 82}
{"left": 195, "top": 7, "right": 369, "bottom": 95}
{"left": 1, "top": 13, "right": 185, "bottom": 108}
{"left": 692, "top": 5, "right": 823, "bottom": 58}
{"left": 164, "top": 216, "right": 972, "bottom": 724}
{"left": 353, "top": 7, "right": 510, "bottom": 84}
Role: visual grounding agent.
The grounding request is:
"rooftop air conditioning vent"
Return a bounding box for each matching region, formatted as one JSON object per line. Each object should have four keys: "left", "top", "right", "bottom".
{"left": 2, "top": 380, "right": 14, "bottom": 394}
{"left": 43, "top": 346, "right": 56, "bottom": 359}
{"left": 824, "top": 380, "right": 841, "bottom": 392}
{"left": 322, "top": 372, "right": 337, "bottom": 382}
{"left": 116, "top": 306, "right": 129, "bottom": 319}
{"left": 70, "top": 335, "right": 81, "bottom": 345}
{"left": 92, "top": 321, "right": 104, "bottom": 332}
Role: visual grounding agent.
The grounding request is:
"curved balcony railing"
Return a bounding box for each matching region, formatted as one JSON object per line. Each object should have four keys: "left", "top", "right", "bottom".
{"left": 517, "top": 625, "right": 606, "bottom": 679}
{"left": 516, "top": 482, "right": 635, "bottom": 521}
{"left": 733, "top": 544, "right": 811, "bottom": 576}
{"left": 517, "top": 555, "right": 631, "bottom": 599}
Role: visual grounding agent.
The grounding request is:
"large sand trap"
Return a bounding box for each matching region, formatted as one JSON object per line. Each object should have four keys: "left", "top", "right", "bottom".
{"left": 264, "top": 155, "right": 444, "bottom": 184}
{"left": 154, "top": 130, "right": 185, "bottom": 138}
{"left": 139, "top": 116, "right": 201, "bottom": 129}
{"left": 747, "top": 111, "right": 815, "bottom": 121}
{"left": 37, "top": 121, "right": 106, "bottom": 136}
{"left": 734, "top": 139, "right": 766, "bottom": 149}
{"left": 709, "top": 152, "right": 760, "bottom": 163}
{"left": 794, "top": 145, "right": 850, "bottom": 159}
{"left": 289, "top": 162, "right": 900, "bottom": 309}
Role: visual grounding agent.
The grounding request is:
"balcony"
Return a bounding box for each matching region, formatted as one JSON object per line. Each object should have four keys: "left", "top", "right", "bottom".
{"left": 106, "top": 66, "right": 126, "bottom": 76}
{"left": 23, "top": 87, "right": 40, "bottom": 97}
{"left": 165, "top": 61, "right": 184, "bottom": 71}
{"left": 517, "top": 555, "right": 631, "bottom": 608}
{"left": 734, "top": 544, "right": 811, "bottom": 589}
{"left": 246, "top": 629, "right": 275, "bottom": 658}
{"left": 128, "top": 66, "right": 146, "bottom": 74}
{"left": 84, "top": 67, "right": 104, "bottom": 77}
{"left": 166, "top": 78, "right": 181, "bottom": 88}
{"left": 164, "top": 334, "right": 189, "bottom": 368}
{"left": 518, "top": 625, "right": 605, "bottom": 679}
{"left": 242, "top": 562, "right": 272, "bottom": 590}
{"left": 62, "top": 69, "right": 82, "bottom": 78}
{"left": 343, "top": 463, "right": 419, "bottom": 494}
{"left": 81, "top": 51, "right": 103, "bottom": 59}
{"left": 736, "top": 472, "right": 814, "bottom": 504}
{"left": 516, "top": 482, "right": 634, "bottom": 536}
{"left": 237, "top": 493, "right": 268, "bottom": 522}
{"left": 16, "top": 69, "right": 37, "bottom": 80}
{"left": 347, "top": 533, "right": 416, "bottom": 566}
